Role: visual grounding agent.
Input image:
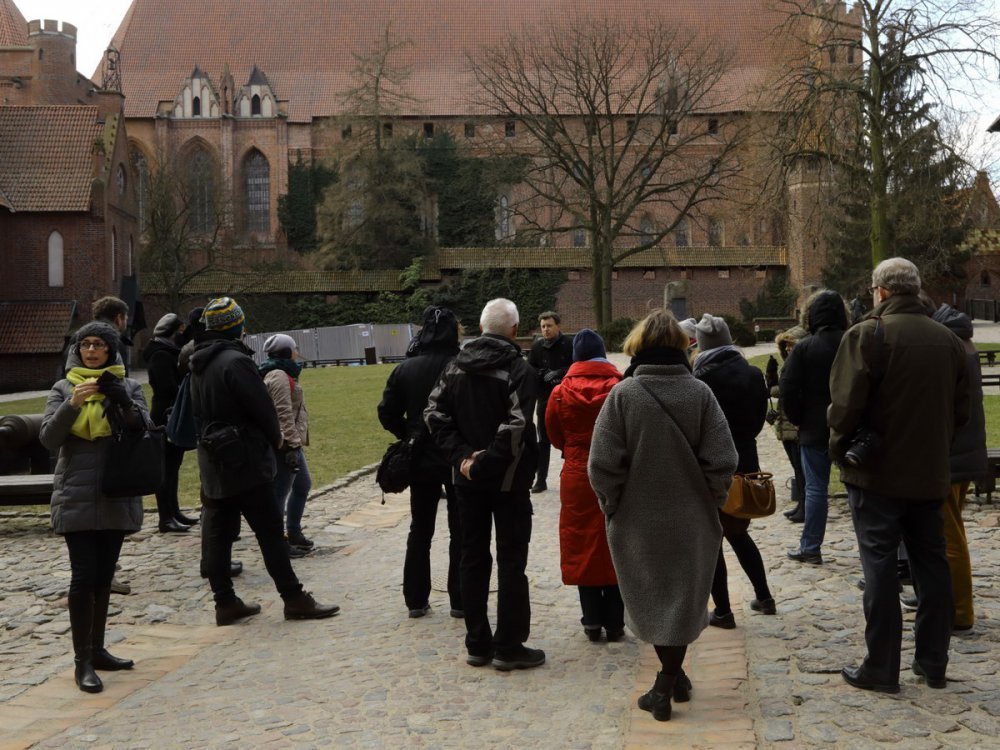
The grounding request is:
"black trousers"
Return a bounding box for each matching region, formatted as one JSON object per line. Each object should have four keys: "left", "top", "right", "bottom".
{"left": 456, "top": 486, "right": 532, "bottom": 656}
{"left": 847, "top": 485, "right": 953, "bottom": 681}
{"left": 711, "top": 513, "right": 771, "bottom": 613}
{"left": 201, "top": 481, "right": 302, "bottom": 605}
{"left": 578, "top": 585, "right": 625, "bottom": 630}
{"left": 64, "top": 530, "right": 125, "bottom": 596}
{"left": 535, "top": 398, "right": 551, "bottom": 483}
{"left": 403, "top": 479, "right": 462, "bottom": 611}
{"left": 154, "top": 442, "right": 186, "bottom": 523}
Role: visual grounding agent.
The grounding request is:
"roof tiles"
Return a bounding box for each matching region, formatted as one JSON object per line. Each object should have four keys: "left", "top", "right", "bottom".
{"left": 0, "top": 106, "right": 103, "bottom": 212}
{"left": 0, "top": 0, "right": 27, "bottom": 47}
{"left": 0, "top": 301, "right": 76, "bottom": 354}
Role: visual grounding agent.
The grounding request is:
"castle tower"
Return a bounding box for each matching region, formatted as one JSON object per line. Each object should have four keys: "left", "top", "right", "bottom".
{"left": 27, "top": 19, "right": 81, "bottom": 103}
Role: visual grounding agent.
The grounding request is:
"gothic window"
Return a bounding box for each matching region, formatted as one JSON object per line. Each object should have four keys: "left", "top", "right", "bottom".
{"left": 708, "top": 118, "right": 719, "bottom": 135}
{"left": 674, "top": 217, "right": 690, "bottom": 247}
{"left": 342, "top": 125, "right": 352, "bottom": 140}
{"left": 189, "top": 150, "right": 216, "bottom": 233}
{"left": 128, "top": 236, "right": 134, "bottom": 277}
{"left": 423, "top": 122, "right": 434, "bottom": 138}
{"left": 48, "top": 231, "right": 64, "bottom": 287}
{"left": 496, "top": 195, "right": 514, "bottom": 241}
{"left": 847, "top": 46, "right": 856, "bottom": 64}
{"left": 829, "top": 47, "right": 838, "bottom": 64}
{"left": 505, "top": 121, "right": 516, "bottom": 138}
{"left": 383, "top": 122, "right": 393, "bottom": 139}
{"left": 116, "top": 164, "right": 127, "bottom": 196}
{"left": 192, "top": 96, "right": 201, "bottom": 117}
{"left": 111, "top": 227, "right": 118, "bottom": 281}
{"left": 572, "top": 217, "right": 587, "bottom": 247}
{"left": 708, "top": 218, "right": 724, "bottom": 246}
{"left": 244, "top": 150, "right": 270, "bottom": 234}
{"left": 464, "top": 122, "right": 475, "bottom": 138}
{"left": 981, "top": 271, "right": 991, "bottom": 287}
{"left": 639, "top": 216, "right": 654, "bottom": 246}
{"left": 251, "top": 94, "right": 261, "bottom": 115}
{"left": 129, "top": 148, "right": 150, "bottom": 232}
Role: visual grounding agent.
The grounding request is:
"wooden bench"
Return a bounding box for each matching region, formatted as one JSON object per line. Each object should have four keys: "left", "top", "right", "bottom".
{"left": 0, "top": 474, "right": 54, "bottom": 506}
{"left": 978, "top": 349, "right": 1000, "bottom": 367}
{"left": 380, "top": 355, "right": 406, "bottom": 364}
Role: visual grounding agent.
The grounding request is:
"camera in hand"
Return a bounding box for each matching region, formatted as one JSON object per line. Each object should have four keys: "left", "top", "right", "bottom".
{"left": 844, "top": 427, "right": 881, "bottom": 468}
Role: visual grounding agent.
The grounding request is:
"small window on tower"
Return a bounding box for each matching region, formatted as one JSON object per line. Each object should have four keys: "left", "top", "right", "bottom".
{"left": 505, "top": 121, "right": 516, "bottom": 138}
{"left": 464, "top": 122, "right": 475, "bottom": 138}
{"left": 708, "top": 118, "right": 719, "bottom": 135}
{"left": 383, "top": 122, "right": 393, "bottom": 139}
{"left": 423, "top": 122, "right": 434, "bottom": 138}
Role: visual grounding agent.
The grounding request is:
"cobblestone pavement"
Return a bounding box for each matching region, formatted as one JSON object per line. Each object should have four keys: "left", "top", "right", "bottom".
{"left": 1, "top": 351, "right": 998, "bottom": 748}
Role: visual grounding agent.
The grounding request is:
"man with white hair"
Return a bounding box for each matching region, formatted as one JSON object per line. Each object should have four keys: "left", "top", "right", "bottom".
{"left": 829, "top": 257, "right": 968, "bottom": 693}
{"left": 425, "top": 298, "right": 544, "bottom": 671}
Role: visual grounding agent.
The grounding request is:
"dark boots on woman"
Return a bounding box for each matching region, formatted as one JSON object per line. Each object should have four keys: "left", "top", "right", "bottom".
{"left": 783, "top": 500, "right": 804, "bottom": 523}
{"left": 637, "top": 671, "right": 678, "bottom": 721}
{"left": 67, "top": 592, "right": 103, "bottom": 693}
{"left": 91, "top": 588, "right": 134, "bottom": 670}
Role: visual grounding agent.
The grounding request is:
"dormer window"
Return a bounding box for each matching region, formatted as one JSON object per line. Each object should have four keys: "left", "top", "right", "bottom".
{"left": 251, "top": 94, "right": 261, "bottom": 116}
{"left": 192, "top": 96, "right": 201, "bottom": 117}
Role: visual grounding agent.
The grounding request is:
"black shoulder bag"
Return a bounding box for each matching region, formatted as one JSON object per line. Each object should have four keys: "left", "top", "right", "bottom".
{"left": 101, "top": 404, "right": 166, "bottom": 498}
{"left": 376, "top": 437, "right": 416, "bottom": 498}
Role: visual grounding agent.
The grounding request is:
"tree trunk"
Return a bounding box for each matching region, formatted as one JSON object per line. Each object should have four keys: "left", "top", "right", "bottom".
{"left": 591, "top": 242, "right": 605, "bottom": 329}
{"left": 867, "top": 20, "right": 890, "bottom": 267}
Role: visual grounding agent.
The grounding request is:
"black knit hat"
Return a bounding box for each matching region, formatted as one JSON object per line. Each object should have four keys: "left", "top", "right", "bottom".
{"left": 75, "top": 321, "right": 120, "bottom": 363}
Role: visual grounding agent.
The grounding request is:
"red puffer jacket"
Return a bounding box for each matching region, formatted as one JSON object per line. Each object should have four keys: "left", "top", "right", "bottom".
{"left": 545, "top": 359, "right": 622, "bottom": 586}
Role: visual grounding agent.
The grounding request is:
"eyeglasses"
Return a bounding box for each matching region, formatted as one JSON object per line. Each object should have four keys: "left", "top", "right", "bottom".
{"left": 80, "top": 341, "right": 108, "bottom": 351}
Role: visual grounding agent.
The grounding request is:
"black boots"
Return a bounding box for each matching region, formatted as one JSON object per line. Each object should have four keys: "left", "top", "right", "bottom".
{"left": 91, "top": 588, "right": 134, "bottom": 671}
{"left": 283, "top": 591, "right": 340, "bottom": 620}
{"left": 637, "top": 671, "right": 677, "bottom": 721}
{"left": 783, "top": 500, "right": 804, "bottom": 523}
{"left": 215, "top": 598, "right": 262, "bottom": 626}
{"left": 68, "top": 592, "right": 103, "bottom": 693}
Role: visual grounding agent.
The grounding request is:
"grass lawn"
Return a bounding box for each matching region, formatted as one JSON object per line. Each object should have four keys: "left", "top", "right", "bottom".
{"left": 1, "top": 364, "right": 396, "bottom": 510}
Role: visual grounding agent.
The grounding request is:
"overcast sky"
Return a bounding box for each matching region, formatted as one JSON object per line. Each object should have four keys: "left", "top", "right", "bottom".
{"left": 14, "top": 0, "right": 1000, "bottom": 172}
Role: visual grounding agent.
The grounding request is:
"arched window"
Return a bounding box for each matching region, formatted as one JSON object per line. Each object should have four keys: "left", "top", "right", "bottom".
{"left": 189, "top": 149, "right": 216, "bottom": 233}
{"left": 496, "top": 195, "right": 513, "bottom": 240}
{"left": 128, "top": 236, "right": 135, "bottom": 277}
{"left": 111, "top": 227, "right": 118, "bottom": 280}
{"left": 251, "top": 94, "right": 261, "bottom": 116}
{"left": 130, "top": 147, "right": 150, "bottom": 232}
{"left": 674, "top": 217, "right": 690, "bottom": 247}
{"left": 192, "top": 96, "right": 202, "bottom": 117}
{"left": 244, "top": 150, "right": 270, "bottom": 233}
{"left": 572, "top": 217, "right": 587, "bottom": 247}
{"left": 639, "top": 216, "right": 654, "bottom": 246}
{"left": 708, "top": 218, "right": 724, "bottom": 247}
{"left": 981, "top": 270, "right": 991, "bottom": 287}
{"left": 48, "top": 231, "right": 64, "bottom": 287}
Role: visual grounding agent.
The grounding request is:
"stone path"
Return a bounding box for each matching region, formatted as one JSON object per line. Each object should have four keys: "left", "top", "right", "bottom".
{"left": 1, "top": 352, "right": 998, "bottom": 748}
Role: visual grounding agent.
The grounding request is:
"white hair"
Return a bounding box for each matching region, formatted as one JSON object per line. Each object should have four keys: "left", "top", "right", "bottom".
{"left": 872, "top": 257, "right": 921, "bottom": 295}
{"left": 480, "top": 298, "right": 519, "bottom": 334}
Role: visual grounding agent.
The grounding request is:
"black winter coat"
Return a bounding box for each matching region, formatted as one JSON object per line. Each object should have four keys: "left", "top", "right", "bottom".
{"left": 779, "top": 290, "right": 848, "bottom": 446}
{"left": 142, "top": 338, "right": 181, "bottom": 426}
{"left": 378, "top": 342, "right": 459, "bottom": 482}
{"left": 933, "top": 304, "right": 988, "bottom": 483}
{"left": 188, "top": 335, "right": 281, "bottom": 499}
{"left": 694, "top": 349, "right": 768, "bottom": 473}
{"left": 425, "top": 334, "right": 538, "bottom": 492}
{"left": 527, "top": 333, "right": 574, "bottom": 402}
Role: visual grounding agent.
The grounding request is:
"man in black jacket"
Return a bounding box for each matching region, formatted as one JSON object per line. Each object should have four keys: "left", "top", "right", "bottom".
{"left": 779, "top": 290, "right": 848, "bottom": 565}
{"left": 189, "top": 297, "right": 339, "bottom": 626}
{"left": 526, "top": 311, "right": 574, "bottom": 493}
{"left": 425, "top": 298, "right": 544, "bottom": 671}
{"left": 378, "top": 306, "right": 463, "bottom": 619}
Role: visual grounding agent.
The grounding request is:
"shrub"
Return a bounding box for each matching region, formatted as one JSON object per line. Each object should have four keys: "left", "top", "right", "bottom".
{"left": 599, "top": 317, "right": 637, "bottom": 352}
{"left": 721, "top": 314, "right": 757, "bottom": 347}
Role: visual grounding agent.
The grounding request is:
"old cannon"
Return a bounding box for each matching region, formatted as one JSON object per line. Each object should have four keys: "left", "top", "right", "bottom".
{"left": 0, "top": 414, "right": 55, "bottom": 506}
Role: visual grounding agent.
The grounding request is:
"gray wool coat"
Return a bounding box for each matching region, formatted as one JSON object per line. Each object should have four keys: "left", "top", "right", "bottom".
{"left": 588, "top": 364, "right": 737, "bottom": 645}
{"left": 40, "top": 379, "right": 148, "bottom": 535}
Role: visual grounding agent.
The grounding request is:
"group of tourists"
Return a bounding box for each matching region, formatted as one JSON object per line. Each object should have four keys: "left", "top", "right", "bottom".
{"left": 40, "top": 255, "right": 980, "bottom": 712}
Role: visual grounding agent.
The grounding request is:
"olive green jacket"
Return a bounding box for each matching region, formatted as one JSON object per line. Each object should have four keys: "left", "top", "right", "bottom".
{"left": 828, "top": 293, "right": 969, "bottom": 500}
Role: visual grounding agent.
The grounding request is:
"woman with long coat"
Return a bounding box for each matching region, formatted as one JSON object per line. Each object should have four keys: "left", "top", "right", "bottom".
{"left": 693, "top": 314, "right": 774, "bottom": 627}
{"left": 589, "top": 310, "right": 737, "bottom": 722}
{"left": 545, "top": 329, "right": 623, "bottom": 642}
{"left": 40, "top": 322, "right": 150, "bottom": 693}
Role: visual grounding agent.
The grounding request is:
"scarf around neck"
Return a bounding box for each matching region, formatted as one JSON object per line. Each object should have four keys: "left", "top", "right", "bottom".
{"left": 623, "top": 346, "right": 691, "bottom": 378}
{"left": 259, "top": 357, "right": 303, "bottom": 380}
{"left": 66, "top": 365, "right": 127, "bottom": 440}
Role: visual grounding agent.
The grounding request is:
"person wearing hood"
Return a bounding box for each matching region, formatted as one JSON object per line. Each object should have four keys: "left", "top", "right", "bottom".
{"left": 260, "top": 334, "right": 314, "bottom": 554}
{"left": 692, "top": 314, "right": 774, "bottom": 628}
{"left": 527, "top": 311, "right": 574, "bottom": 493}
{"left": 378, "top": 307, "right": 464, "bottom": 619}
{"left": 40, "top": 322, "right": 150, "bottom": 693}
{"left": 779, "top": 289, "right": 848, "bottom": 565}
{"left": 424, "top": 298, "right": 544, "bottom": 671}
{"left": 142, "top": 313, "right": 197, "bottom": 533}
{"left": 544, "top": 329, "right": 624, "bottom": 642}
{"left": 931, "top": 302, "right": 986, "bottom": 635}
{"left": 769, "top": 326, "right": 808, "bottom": 522}
{"left": 189, "top": 297, "right": 339, "bottom": 626}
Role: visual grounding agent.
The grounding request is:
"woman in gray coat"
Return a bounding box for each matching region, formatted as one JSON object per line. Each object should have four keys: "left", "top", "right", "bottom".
{"left": 589, "top": 310, "right": 737, "bottom": 722}
{"left": 40, "top": 322, "right": 149, "bottom": 694}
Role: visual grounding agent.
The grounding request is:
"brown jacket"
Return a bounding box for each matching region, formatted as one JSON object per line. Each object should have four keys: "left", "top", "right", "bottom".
{"left": 264, "top": 369, "right": 310, "bottom": 449}
{"left": 828, "top": 293, "right": 968, "bottom": 500}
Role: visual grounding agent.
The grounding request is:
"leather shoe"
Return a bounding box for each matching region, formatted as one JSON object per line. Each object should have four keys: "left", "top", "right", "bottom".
{"left": 466, "top": 650, "right": 494, "bottom": 667}
{"left": 530, "top": 481, "right": 547, "bottom": 494}
{"left": 750, "top": 597, "right": 777, "bottom": 615}
{"left": 91, "top": 648, "right": 134, "bottom": 671}
{"left": 492, "top": 645, "right": 546, "bottom": 671}
{"left": 175, "top": 512, "right": 199, "bottom": 526}
{"left": 408, "top": 603, "right": 431, "bottom": 618}
{"left": 709, "top": 609, "right": 736, "bottom": 629}
{"left": 787, "top": 549, "right": 823, "bottom": 564}
{"left": 159, "top": 518, "right": 190, "bottom": 534}
{"left": 110, "top": 577, "right": 131, "bottom": 595}
{"left": 912, "top": 661, "right": 946, "bottom": 689}
{"left": 787, "top": 509, "right": 805, "bottom": 523}
{"left": 215, "top": 598, "right": 261, "bottom": 626}
{"left": 841, "top": 665, "right": 899, "bottom": 693}
{"left": 283, "top": 591, "right": 340, "bottom": 620}
{"left": 200, "top": 561, "right": 243, "bottom": 578}
{"left": 450, "top": 608, "right": 465, "bottom": 619}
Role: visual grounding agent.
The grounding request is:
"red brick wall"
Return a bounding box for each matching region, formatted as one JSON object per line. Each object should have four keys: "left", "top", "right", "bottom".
{"left": 0, "top": 354, "right": 65, "bottom": 393}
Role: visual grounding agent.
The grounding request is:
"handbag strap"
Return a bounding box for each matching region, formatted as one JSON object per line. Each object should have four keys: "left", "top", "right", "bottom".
{"left": 634, "top": 377, "right": 699, "bottom": 463}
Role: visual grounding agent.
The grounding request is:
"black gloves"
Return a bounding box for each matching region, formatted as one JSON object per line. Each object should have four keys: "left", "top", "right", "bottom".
{"left": 765, "top": 355, "right": 779, "bottom": 388}
{"left": 543, "top": 369, "right": 562, "bottom": 385}
{"left": 99, "top": 378, "right": 132, "bottom": 406}
{"left": 283, "top": 447, "right": 301, "bottom": 474}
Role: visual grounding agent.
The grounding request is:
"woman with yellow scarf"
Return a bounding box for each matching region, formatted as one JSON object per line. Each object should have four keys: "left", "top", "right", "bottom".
{"left": 40, "top": 322, "right": 151, "bottom": 694}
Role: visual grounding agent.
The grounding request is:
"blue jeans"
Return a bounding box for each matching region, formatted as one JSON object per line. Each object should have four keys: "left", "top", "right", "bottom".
{"left": 274, "top": 449, "right": 312, "bottom": 535}
{"left": 799, "top": 444, "right": 831, "bottom": 555}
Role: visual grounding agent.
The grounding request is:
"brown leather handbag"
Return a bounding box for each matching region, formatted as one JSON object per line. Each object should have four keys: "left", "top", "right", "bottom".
{"left": 722, "top": 472, "right": 776, "bottom": 519}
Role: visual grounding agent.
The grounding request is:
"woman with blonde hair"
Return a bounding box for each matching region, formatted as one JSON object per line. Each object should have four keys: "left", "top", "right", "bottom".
{"left": 589, "top": 309, "right": 737, "bottom": 721}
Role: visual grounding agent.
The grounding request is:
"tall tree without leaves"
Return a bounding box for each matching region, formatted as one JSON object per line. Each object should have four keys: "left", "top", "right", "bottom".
{"left": 774, "top": 0, "right": 999, "bottom": 270}
{"left": 469, "top": 16, "right": 747, "bottom": 328}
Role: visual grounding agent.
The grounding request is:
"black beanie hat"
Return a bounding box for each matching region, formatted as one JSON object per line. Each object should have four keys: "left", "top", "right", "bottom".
{"left": 573, "top": 328, "right": 607, "bottom": 362}
{"left": 75, "top": 321, "right": 120, "bottom": 363}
